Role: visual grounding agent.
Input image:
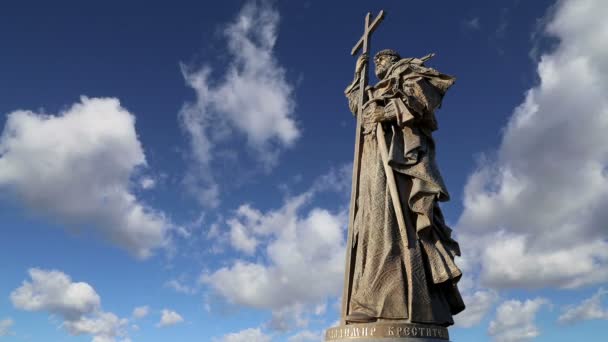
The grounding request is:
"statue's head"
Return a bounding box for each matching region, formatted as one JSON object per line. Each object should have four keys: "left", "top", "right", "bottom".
{"left": 374, "top": 49, "right": 400, "bottom": 79}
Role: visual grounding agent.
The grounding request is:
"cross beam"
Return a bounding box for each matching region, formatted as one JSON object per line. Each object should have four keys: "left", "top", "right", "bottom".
{"left": 351, "top": 10, "right": 385, "bottom": 56}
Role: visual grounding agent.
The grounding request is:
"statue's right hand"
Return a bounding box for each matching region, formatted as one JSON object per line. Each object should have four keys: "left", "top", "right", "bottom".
{"left": 355, "top": 53, "right": 369, "bottom": 75}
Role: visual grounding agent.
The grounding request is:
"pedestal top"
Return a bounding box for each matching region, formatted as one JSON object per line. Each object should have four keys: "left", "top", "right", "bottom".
{"left": 325, "top": 322, "right": 450, "bottom": 341}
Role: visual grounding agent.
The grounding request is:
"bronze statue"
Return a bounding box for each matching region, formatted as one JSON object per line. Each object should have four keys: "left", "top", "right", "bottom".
{"left": 336, "top": 11, "right": 465, "bottom": 337}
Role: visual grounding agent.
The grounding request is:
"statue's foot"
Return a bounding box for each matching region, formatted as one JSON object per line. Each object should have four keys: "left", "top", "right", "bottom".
{"left": 345, "top": 312, "right": 377, "bottom": 323}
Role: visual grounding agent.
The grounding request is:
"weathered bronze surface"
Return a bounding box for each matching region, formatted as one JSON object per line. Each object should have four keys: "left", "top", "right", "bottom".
{"left": 337, "top": 9, "right": 465, "bottom": 333}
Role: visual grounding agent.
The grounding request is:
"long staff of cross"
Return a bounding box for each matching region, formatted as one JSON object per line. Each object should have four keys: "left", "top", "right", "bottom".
{"left": 341, "top": 10, "right": 385, "bottom": 324}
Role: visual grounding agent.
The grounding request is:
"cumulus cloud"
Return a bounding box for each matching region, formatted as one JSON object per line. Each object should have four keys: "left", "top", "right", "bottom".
{"left": 0, "top": 318, "right": 14, "bottom": 337}
{"left": 164, "top": 279, "right": 197, "bottom": 295}
{"left": 488, "top": 298, "right": 548, "bottom": 342}
{"left": 558, "top": 288, "right": 608, "bottom": 325}
{"left": 457, "top": 0, "right": 608, "bottom": 289}
{"left": 287, "top": 330, "right": 322, "bottom": 342}
{"left": 214, "top": 328, "right": 271, "bottom": 342}
{"left": 11, "top": 268, "right": 101, "bottom": 320}
{"left": 202, "top": 191, "right": 346, "bottom": 330}
{"left": 132, "top": 306, "right": 149, "bottom": 319}
{"left": 227, "top": 214, "right": 260, "bottom": 255}
{"left": 139, "top": 176, "right": 156, "bottom": 190}
{"left": 267, "top": 303, "right": 310, "bottom": 332}
{"left": 203, "top": 202, "right": 345, "bottom": 308}
{"left": 0, "top": 97, "right": 171, "bottom": 258}
{"left": 225, "top": 193, "right": 310, "bottom": 254}
{"left": 200, "top": 164, "right": 352, "bottom": 331}
{"left": 463, "top": 17, "right": 480, "bottom": 31}
{"left": 157, "top": 309, "right": 183, "bottom": 327}
{"left": 454, "top": 289, "right": 498, "bottom": 328}
{"left": 452, "top": 259, "right": 498, "bottom": 328}
{"left": 179, "top": 0, "right": 299, "bottom": 207}
{"left": 310, "top": 163, "right": 352, "bottom": 195}
{"left": 11, "top": 268, "right": 129, "bottom": 342}
{"left": 63, "top": 312, "right": 128, "bottom": 341}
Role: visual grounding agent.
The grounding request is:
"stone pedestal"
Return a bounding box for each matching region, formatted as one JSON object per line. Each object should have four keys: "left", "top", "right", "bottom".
{"left": 324, "top": 322, "right": 450, "bottom": 342}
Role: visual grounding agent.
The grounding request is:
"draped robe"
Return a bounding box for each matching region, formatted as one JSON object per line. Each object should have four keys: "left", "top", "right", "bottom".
{"left": 344, "top": 57, "right": 465, "bottom": 326}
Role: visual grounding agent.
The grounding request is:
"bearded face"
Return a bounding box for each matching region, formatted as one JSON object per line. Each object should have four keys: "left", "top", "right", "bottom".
{"left": 374, "top": 55, "right": 395, "bottom": 79}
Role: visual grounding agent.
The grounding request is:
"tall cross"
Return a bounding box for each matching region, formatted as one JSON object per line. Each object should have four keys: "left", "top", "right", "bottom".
{"left": 341, "top": 10, "right": 385, "bottom": 324}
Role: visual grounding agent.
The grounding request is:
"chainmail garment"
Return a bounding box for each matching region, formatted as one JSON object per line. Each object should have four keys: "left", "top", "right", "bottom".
{"left": 348, "top": 127, "right": 459, "bottom": 325}
{"left": 345, "top": 57, "right": 465, "bottom": 326}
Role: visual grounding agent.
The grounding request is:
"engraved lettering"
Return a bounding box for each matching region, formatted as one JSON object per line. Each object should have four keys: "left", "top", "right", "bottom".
{"left": 322, "top": 324, "right": 455, "bottom": 340}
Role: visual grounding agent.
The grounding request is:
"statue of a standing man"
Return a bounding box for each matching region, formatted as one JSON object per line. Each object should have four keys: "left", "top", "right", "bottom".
{"left": 343, "top": 49, "right": 465, "bottom": 326}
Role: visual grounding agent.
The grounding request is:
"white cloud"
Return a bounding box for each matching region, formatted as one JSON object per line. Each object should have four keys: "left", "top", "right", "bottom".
{"left": 202, "top": 191, "right": 346, "bottom": 330}
{"left": 454, "top": 289, "right": 498, "bottom": 328}
{"left": 310, "top": 163, "right": 352, "bottom": 195}
{"left": 202, "top": 199, "right": 345, "bottom": 308}
{"left": 139, "top": 176, "right": 156, "bottom": 190}
{"left": 488, "top": 298, "right": 548, "bottom": 342}
{"left": 558, "top": 288, "right": 608, "bottom": 325}
{"left": 227, "top": 216, "right": 259, "bottom": 255}
{"left": 11, "top": 268, "right": 101, "bottom": 320}
{"left": 201, "top": 164, "right": 352, "bottom": 331}
{"left": 224, "top": 193, "right": 310, "bottom": 255}
{"left": 10, "top": 268, "right": 129, "bottom": 342}
{"left": 157, "top": 309, "right": 183, "bottom": 328}
{"left": 457, "top": 0, "right": 608, "bottom": 289}
{"left": 214, "top": 328, "right": 271, "bottom": 342}
{"left": 313, "top": 303, "right": 327, "bottom": 316}
{"left": 179, "top": 1, "right": 298, "bottom": 207}
{"left": 0, "top": 97, "right": 171, "bottom": 258}
{"left": 287, "top": 330, "right": 322, "bottom": 342}
{"left": 267, "top": 303, "right": 309, "bottom": 332}
{"left": 0, "top": 318, "right": 14, "bottom": 337}
{"left": 164, "top": 279, "right": 197, "bottom": 295}
{"left": 64, "top": 312, "right": 128, "bottom": 341}
{"left": 132, "top": 306, "right": 149, "bottom": 319}
{"left": 463, "top": 17, "right": 480, "bottom": 30}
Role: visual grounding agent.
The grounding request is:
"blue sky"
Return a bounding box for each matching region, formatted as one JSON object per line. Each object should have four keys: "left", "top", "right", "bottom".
{"left": 1, "top": 0, "right": 607, "bottom": 341}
